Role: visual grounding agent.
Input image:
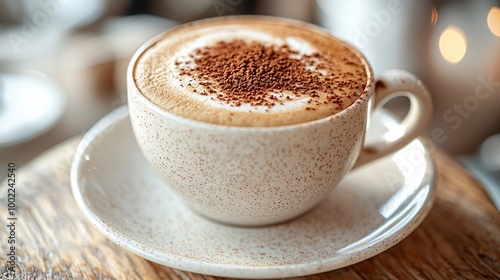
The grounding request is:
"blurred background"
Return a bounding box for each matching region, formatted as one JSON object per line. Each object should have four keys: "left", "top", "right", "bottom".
{"left": 1, "top": 0, "right": 499, "bottom": 181}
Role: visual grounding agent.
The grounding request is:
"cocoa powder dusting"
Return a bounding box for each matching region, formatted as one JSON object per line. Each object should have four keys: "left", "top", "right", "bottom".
{"left": 176, "top": 40, "right": 362, "bottom": 109}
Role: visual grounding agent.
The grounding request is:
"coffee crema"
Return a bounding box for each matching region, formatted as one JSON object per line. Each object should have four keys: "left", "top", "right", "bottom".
{"left": 133, "top": 17, "right": 368, "bottom": 127}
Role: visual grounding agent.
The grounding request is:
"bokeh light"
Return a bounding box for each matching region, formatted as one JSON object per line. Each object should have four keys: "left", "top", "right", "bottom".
{"left": 487, "top": 7, "right": 500, "bottom": 37}
{"left": 439, "top": 26, "right": 467, "bottom": 64}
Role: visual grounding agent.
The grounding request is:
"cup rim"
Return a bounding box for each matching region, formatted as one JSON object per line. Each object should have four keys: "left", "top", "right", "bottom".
{"left": 127, "top": 15, "right": 374, "bottom": 131}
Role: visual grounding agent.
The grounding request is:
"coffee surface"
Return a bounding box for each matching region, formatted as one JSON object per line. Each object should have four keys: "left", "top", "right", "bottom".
{"left": 133, "top": 17, "right": 368, "bottom": 127}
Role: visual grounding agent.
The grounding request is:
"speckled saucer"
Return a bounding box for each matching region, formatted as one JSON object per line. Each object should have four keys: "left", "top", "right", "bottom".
{"left": 71, "top": 106, "right": 436, "bottom": 279}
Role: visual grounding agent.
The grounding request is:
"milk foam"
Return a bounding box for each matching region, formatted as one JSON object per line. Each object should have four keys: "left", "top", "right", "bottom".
{"left": 169, "top": 27, "right": 319, "bottom": 113}
{"left": 133, "top": 17, "right": 368, "bottom": 127}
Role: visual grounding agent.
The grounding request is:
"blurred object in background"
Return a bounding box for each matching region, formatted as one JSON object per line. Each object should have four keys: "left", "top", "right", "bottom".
{"left": 148, "top": 0, "right": 212, "bottom": 22}
{"left": 103, "top": 15, "right": 177, "bottom": 98}
{"left": 316, "top": 0, "right": 432, "bottom": 74}
{"left": 425, "top": 0, "right": 500, "bottom": 154}
{"left": 255, "top": 0, "right": 315, "bottom": 22}
{"left": 0, "top": 0, "right": 133, "bottom": 181}
{"left": 428, "top": 0, "right": 500, "bottom": 214}
{"left": 0, "top": 0, "right": 130, "bottom": 27}
{"left": 461, "top": 133, "right": 500, "bottom": 212}
{"left": 0, "top": 71, "right": 65, "bottom": 147}
{"left": 105, "top": 0, "right": 133, "bottom": 18}
{"left": 60, "top": 14, "right": 177, "bottom": 110}
{"left": 20, "top": 0, "right": 106, "bottom": 29}
{"left": 0, "top": 0, "right": 21, "bottom": 22}
{"left": 0, "top": 21, "right": 66, "bottom": 63}
{"left": 0, "top": 0, "right": 104, "bottom": 59}
{"left": 0, "top": 0, "right": 115, "bottom": 141}
{"left": 480, "top": 134, "right": 500, "bottom": 174}
{"left": 0, "top": 0, "right": 109, "bottom": 72}
{"left": 0, "top": 70, "right": 66, "bottom": 180}
{"left": 145, "top": 0, "right": 249, "bottom": 22}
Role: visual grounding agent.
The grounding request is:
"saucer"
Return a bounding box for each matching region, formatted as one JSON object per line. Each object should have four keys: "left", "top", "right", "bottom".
{"left": 71, "top": 106, "right": 436, "bottom": 279}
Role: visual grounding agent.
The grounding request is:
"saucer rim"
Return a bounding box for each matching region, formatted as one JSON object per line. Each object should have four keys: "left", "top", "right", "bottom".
{"left": 71, "top": 106, "right": 436, "bottom": 279}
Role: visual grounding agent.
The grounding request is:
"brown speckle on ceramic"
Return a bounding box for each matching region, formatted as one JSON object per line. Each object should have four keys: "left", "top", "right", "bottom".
{"left": 128, "top": 75, "right": 370, "bottom": 226}
{"left": 71, "top": 107, "right": 436, "bottom": 278}
{"left": 124, "top": 16, "right": 434, "bottom": 227}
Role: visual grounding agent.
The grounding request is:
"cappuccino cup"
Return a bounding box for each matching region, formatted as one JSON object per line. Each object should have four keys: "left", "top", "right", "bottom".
{"left": 128, "top": 16, "right": 432, "bottom": 226}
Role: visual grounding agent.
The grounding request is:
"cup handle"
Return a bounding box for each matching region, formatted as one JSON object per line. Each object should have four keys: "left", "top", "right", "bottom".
{"left": 353, "top": 70, "right": 433, "bottom": 168}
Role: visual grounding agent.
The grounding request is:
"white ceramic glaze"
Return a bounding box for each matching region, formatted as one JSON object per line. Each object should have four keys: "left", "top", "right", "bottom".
{"left": 127, "top": 17, "right": 432, "bottom": 226}
{"left": 71, "top": 106, "right": 436, "bottom": 279}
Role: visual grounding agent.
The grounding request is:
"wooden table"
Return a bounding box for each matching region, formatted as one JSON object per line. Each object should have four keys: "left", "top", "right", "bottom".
{"left": 1, "top": 137, "right": 499, "bottom": 279}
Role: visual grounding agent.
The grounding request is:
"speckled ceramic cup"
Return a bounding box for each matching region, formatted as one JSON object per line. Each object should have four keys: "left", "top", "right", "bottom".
{"left": 128, "top": 17, "right": 432, "bottom": 226}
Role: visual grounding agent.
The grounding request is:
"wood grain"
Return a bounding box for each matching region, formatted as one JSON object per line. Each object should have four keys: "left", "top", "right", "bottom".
{"left": 0, "top": 137, "right": 499, "bottom": 279}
